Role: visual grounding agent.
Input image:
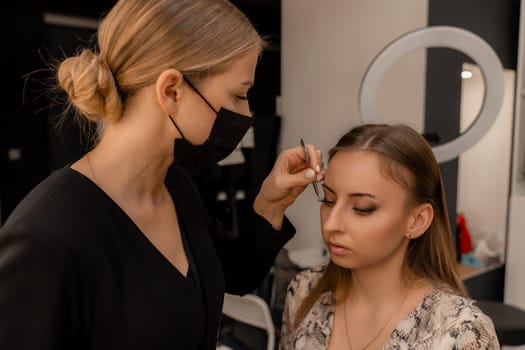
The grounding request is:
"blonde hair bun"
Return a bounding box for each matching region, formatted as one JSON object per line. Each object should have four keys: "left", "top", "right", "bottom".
{"left": 57, "top": 48, "right": 122, "bottom": 122}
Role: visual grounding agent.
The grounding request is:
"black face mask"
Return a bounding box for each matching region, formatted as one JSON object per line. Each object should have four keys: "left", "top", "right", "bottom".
{"left": 170, "top": 77, "right": 253, "bottom": 168}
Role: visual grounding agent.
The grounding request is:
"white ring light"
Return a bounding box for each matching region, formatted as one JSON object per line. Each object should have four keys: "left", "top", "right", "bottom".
{"left": 359, "top": 26, "right": 504, "bottom": 163}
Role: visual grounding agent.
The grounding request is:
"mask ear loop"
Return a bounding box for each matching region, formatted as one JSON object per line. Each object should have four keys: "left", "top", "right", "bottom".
{"left": 182, "top": 75, "right": 219, "bottom": 114}
{"left": 168, "top": 115, "right": 186, "bottom": 139}
{"left": 170, "top": 75, "right": 220, "bottom": 140}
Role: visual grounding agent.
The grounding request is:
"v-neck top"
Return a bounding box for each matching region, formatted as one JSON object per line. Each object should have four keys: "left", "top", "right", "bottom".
{"left": 280, "top": 266, "right": 500, "bottom": 349}
{"left": 0, "top": 164, "right": 296, "bottom": 350}
{"left": 181, "top": 224, "right": 204, "bottom": 300}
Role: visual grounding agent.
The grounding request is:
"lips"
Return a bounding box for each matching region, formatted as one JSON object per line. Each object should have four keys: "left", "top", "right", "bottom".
{"left": 328, "top": 242, "right": 349, "bottom": 256}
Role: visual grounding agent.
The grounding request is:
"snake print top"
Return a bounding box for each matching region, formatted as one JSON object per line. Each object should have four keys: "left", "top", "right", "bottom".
{"left": 279, "top": 266, "right": 500, "bottom": 350}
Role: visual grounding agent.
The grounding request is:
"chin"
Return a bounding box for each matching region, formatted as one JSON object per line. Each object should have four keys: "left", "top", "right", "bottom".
{"left": 330, "top": 255, "right": 357, "bottom": 270}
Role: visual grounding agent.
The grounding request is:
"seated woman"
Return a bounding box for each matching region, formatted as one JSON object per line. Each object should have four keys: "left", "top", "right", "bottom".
{"left": 280, "top": 124, "right": 499, "bottom": 349}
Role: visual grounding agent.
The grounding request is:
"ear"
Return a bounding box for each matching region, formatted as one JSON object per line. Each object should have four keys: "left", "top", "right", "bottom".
{"left": 155, "top": 69, "right": 185, "bottom": 116}
{"left": 405, "top": 203, "right": 433, "bottom": 239}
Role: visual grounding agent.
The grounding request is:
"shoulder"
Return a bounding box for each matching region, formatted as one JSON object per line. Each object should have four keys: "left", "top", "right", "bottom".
{"left": 281, "top": 265, "right": 333, "bottom": 349}
{"left": 1, "top": 166, "right": 105, "bottom": 246}
{"left": 284, "top": 265, "right": 328, "bottom": 316}
{"left": 4, "top": 166, "right": 91, "bottom": 222}
{"left": 420, "top": 288, "right": 500, "bottom": 348}
{"left": 432, "top": 289, "right": 494, "bottom": 324}
{"left": 286, "top": 265, "right": 326, "bottom": 299}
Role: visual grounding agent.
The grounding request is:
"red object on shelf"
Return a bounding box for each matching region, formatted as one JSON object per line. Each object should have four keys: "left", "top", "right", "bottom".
{"left": 456, "top": 213, "right": 473, "bottom": 254}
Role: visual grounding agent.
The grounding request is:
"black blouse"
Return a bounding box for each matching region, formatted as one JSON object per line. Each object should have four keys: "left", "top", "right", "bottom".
{"left": 0, "top": 165, "right": 295, "bottom": 350}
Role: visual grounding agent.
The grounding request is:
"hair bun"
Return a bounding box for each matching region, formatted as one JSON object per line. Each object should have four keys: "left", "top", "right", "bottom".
{"left": 57, "top": 48, "right": 122, "bottom": 122}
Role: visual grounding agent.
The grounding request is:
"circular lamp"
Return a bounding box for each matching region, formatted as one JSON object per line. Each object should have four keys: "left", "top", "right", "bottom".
{"left": 359, "top": 26, "right": 504, "bottom": 163}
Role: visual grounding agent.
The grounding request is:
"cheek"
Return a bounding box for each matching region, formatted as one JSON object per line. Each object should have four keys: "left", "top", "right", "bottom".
{"left": 357, "top": 214, "right": 408, "bottom": 254}
{"left": 223, "top": 98, "right": 250, "bottom": 116}
{"left": 346, "top": 212, "right": 407, "bottom": 249}
{"left": 191, "top": 107, "right": 217, "bottom": 142}
{"left": 237, "top": 101, "right": 251, "bottom": 116}
{"left": 365, "top": 212, "right": 406, "bottom": 236}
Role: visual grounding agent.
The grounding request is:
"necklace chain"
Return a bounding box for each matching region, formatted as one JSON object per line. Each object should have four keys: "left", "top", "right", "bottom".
{"left": 85, "top": 153, "right": 99, "bottom": 186}
{"left": 342, "top": 288, "right": 408, "bottom": 350}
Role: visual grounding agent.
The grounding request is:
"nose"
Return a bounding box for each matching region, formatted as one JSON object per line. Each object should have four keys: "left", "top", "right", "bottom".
{"left": 321, "top": 204, "right": 344, "bottom": 234}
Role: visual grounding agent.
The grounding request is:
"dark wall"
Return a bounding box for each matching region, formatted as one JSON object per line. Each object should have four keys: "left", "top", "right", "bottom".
{"left": 46, "top": 0, "right": 116, "bottom": 17}
{"left": 1, "top": 1, "right": 48, "bottom": 224}
{"left": 44, "top": 25, "right": 99, "bottom": 171}
{"left": 425, "top": 0, "right": 520, "bottom": 246}
{"left": 428, "top": 0, "right": 520, "bottom": 69}
{"left": 1, "top": 1, "right": 112, "bottom": 222}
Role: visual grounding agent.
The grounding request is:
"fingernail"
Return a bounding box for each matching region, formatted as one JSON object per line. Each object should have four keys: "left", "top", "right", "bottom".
{"left": 305, "top": 169, "right": 315, "bottom": 179}
{"left": 317, "top": 174, "right": 324, "bottom": 182}
{"left": 316, "top": 165, "right": 321, "bottom": 172}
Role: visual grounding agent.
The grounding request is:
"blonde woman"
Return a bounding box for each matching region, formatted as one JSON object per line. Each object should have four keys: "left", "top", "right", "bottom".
{"left": 280, "top": 124, "right": 499, "bottom": 349}
{"left": 0, "top": 1, "right": 323, "bottom": 349}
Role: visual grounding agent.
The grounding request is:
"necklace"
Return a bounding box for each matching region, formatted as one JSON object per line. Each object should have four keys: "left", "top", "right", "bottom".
{"left": 85, "top": 152, "right": 100, "bottom": 186}
{"left": 342, "top": 288, "right": 409, "bottom": 350}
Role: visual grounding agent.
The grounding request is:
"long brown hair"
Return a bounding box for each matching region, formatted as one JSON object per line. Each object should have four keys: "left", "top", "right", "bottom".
{"left": 294, "top": 123, "right": 466, "bottom": 328}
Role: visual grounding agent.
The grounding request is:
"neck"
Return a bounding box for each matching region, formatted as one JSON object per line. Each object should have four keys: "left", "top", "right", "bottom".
{"left": 87, "top": 121, "right": 174, "bottom": 204}
{"left": 348, "top": 274, "right": 407, "bottom": 309}
{"left": 345, "top": 241, "right": 411, "bottom": 306}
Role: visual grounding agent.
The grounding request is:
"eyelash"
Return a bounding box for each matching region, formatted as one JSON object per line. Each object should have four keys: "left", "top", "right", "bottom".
{"left": 236, "top": 95, "right": 248, "bottom": 101}
{"left": 320, "top": 200, "right": 376, "bottom": 215}
{"left": 319, "top": 199, "right": 334, "bottom": 207}
{"left": 354, "top": 207, "right": 376, "bottom": 215}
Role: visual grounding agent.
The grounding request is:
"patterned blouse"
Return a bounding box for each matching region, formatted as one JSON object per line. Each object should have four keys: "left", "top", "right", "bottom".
{"left": 280, "top": 266, "right": 500, "bottom": 350}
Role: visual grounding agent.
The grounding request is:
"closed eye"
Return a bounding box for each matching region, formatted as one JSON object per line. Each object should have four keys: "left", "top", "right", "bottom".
{"left": 354, "top": 207, "right": 376, "bottom": 215}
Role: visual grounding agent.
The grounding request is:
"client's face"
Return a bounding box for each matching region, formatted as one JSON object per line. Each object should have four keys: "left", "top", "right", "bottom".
{"left": 320, "top": 150, "right": 412, "bottom": 270}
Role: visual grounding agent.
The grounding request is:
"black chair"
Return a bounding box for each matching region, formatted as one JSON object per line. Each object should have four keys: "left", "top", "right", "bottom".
{"left": 475, "top": 300, "right": 525, "bottom": 346}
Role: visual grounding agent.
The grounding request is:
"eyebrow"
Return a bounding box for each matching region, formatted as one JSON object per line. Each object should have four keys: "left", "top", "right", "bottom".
{"left": 322, "top": 184, "right": 376, "bottom": 199}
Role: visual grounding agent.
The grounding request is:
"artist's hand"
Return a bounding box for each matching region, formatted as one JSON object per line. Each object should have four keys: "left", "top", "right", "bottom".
{"left": 253, "top": 143, "right": 323, "bottom": 229}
